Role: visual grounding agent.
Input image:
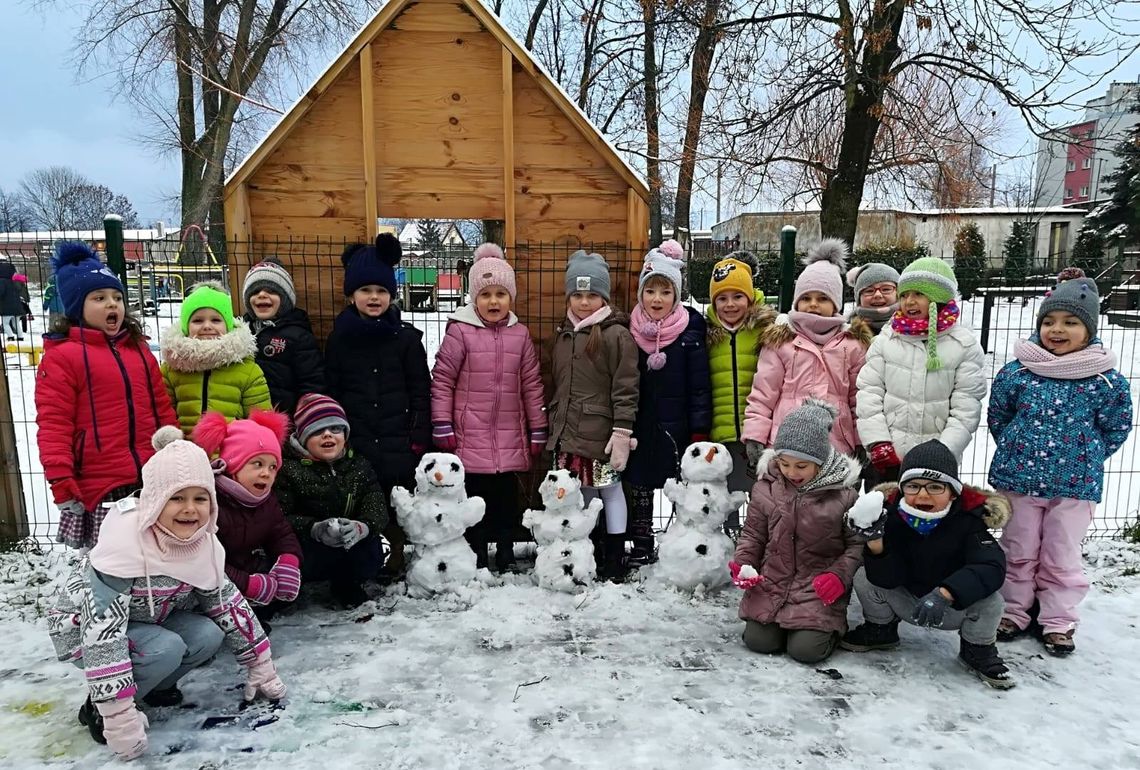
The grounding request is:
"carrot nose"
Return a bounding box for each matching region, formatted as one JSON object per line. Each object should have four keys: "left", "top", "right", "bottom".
{"left": 557, "top": 488, "right": 566, "bottom": 500}
{"left": 705, "top": 446, "right": 717, "bottom": 463}
{"left": 434, "top": 471, "right": 443, "bottom": 482}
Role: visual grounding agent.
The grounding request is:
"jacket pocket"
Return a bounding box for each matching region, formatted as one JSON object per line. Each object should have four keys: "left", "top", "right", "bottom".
{"left": 580, "top": 402, "right": 613, "bottom": 439}
{"left": 72, "top": 430, "right": 87, "bottom": 477}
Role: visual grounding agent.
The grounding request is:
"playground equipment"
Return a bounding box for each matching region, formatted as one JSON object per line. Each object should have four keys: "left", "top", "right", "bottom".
{"left": 4, "top": 342, "right": 43, "bottom": 366}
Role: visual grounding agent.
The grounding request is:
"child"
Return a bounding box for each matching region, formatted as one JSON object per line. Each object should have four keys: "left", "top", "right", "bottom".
{"left": 731, "top": 399, "right": 863, "bottom": 664}
{"left": 161, "top": 281, "right": 272, "bottom": 434}
{"left": 625, "top": 240, "right": 712, "bottom": 564}
{"left": 275, "top": 393, "right": 390, "bottom": 607}
{"left": 855, "top": 256, "right": 987, "bottom": 485}
{"left": 35, "top": 242, "right": 178, "bottom": 549}
{"left": 46, "top": 428, "right": 285, "bottom": 760}
{"left": 192, "top": 410, "right": 302, "bottom": 625}
{"left": 0, "top": 260, "right": 21, "bottom": 339}
{"left": 242, "top": 259, "right": 326, "bottom": 415}
{"left": 846, "top": 262, "right": 900, "bottom": 335}
{"left": 324, "top": 234, "right": 431, "bottom": 579}
{"left": 841, "top": 440, "right": 1014, "bottom": 689}
{"left": 430, "top": 244, "right": 547, "bottom": 572}
{"left": 742, "top": 238, "right": 871, "bottom": 474}
{"left": 547, "top": 250, "right": 639, "bottom": 580}
{"left": 987, "top": 268, "right": 1133, "bottom": 656}
{"left": 705, "top": 251, "right": 771, "bottom": 494}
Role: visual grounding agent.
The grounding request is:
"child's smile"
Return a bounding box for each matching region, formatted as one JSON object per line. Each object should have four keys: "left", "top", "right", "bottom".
{"left": 1039, "top": 311, "right": 1089, "bottom": 356}
{"left": 250, "top": 291, "right": 281, "bottom": 319}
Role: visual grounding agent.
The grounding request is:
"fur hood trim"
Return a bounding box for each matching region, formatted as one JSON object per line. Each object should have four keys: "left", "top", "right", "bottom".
{"left": 874, "top": 482, "right": 1012, "bottom": 529}
{"left": 760, "top": 447, "right": 862, "bottom": 490}
{"left": 706, "top": 299, "right": 775, "bottom": 348}
{"left": 161, "top": 322, "right": 257, "bottom": 373}
{"left": 759, "top": 312, "right": 874, "bottom": 348}
{"left": 557, "top": 310, "right": 631, "bottom": 334}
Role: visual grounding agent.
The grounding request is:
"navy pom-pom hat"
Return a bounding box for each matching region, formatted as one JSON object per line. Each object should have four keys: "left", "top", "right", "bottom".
{"left": 51, "top": 241, "right": 126, "bottom": 323}
{"left": 342, "top": 233, "right": 402, "bottom": 297}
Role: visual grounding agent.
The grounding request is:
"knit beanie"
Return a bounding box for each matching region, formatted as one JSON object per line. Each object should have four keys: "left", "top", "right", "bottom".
{"left": 637, "top": 239, "right": 686, "bottom": 303}
{"left": 192, "top": 409, "right": 290, "bottom": 474}
{"left": 293, "top": 393, "right": 350, "bottom": 447}
{"left": 847, "top": 262, "right": 901, "bottom": 304}
{"left": 242, "top": 259, "right": 296, "bottom": 317}
{"left": 51, "top": 241, "right": 126, "bottom": 323}
{"left": 565, "top": 250, "right": 611, "bottom": 301}
{"left": 342, "top": 233, "right": 402, "bottom": 297}
{"left": 794, "top": 238, "right": 848, "bottom": 314}
{"left": 181, "top": 281, "right": 236, "bottom": 334}
{"left": 772, "top": 398, "right": 838, "bottom": 465}
{"left": 897, "top": 256, "right": 958, "bottom": 371}
{"left": 468, "top": 243, "right": 516, "bottom": 301}
{"left": 1038, "top": 267, "right": 1099, "bottom": 339}
{"left": 710, "top": 251, "right": 757, "bottom": 303}
{"left": 899, "top": 439, "right": 962, "bottom": 495}
{"left": 139, "top": 426, "right": 219, "bottom": 525}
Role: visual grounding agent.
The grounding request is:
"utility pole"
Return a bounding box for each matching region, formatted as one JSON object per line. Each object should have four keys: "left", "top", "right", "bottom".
{"left": 990, "top": 165, "right": 997, "bottom": 206}
{"left": 716, "top": 162, "right": 722, "bottom": 223}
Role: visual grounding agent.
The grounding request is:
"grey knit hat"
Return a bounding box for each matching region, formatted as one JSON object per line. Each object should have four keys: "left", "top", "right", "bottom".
{"left": 242, "top": 259, "right": 296, "bottom": 317}
{"left": 847, "top": 262, "right": 900, "bottom": 303}
{"left": 1037, "top": 267, "right": 1099, "bottom": 339}
{"left": 565, "top": 250, "right": 611, "bottom": 301}
{"left": 899, "top": 439, "right": 962, "bottom": 494}
{"left": 773, "top": 398, "right": 838, "bottom": 465}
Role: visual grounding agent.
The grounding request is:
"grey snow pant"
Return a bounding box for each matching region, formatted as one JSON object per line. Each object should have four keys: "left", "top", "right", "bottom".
{"left": 742, "top": 620, "right": 838, "bottom": 664}
{"left": 853, "top": 567, "right": 1004, "bottom": 645}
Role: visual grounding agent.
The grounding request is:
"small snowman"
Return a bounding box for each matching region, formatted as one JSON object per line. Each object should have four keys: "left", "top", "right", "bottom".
{"left": 523, "top": 469, "right": 601, "bottom": 592}
{"left": 391, "top": 453, "right": 486, "bottom": 598}
{"left": 656, "top": 442, "right": 745, "bottom": 591}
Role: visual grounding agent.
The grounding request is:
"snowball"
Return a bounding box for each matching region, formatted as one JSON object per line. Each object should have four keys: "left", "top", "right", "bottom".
{"left": 737, "top": 564, "right": 759, "bottom": 580}
{"left": 847, "top": 491, "right": 885, "bottom": 528}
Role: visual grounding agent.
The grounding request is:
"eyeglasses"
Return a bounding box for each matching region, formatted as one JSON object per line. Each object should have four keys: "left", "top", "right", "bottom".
{"left": 861, "top": 285, "right": 898, "bottom": 298}
{"left": 901, "top": 481, "right": 948, "bottom": 496}
{"left": 316, "top": 426, "right": 347, "bottom": 436}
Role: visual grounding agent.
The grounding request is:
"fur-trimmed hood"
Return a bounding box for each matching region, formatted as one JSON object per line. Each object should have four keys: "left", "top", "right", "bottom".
{"left": 759, "top": 447, "right": 862, "bottom": 491}
{"left": 706, "top": 298, "right": 775, "bottom": 349}
{"left": 875, "top": 482, "right": 1012, "bottom": 529}
{"left": 555, "top": 309, "right": 630, "bottom": 335}
{"left": 758, "top": 312, "right": 875, "bottom": 349}
{"left": 161, "top": 322, "right": 258, "bottom": 373}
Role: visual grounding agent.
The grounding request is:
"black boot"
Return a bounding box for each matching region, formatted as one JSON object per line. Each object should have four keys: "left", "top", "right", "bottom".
{"left": 627, "top": 537, "right": 657, "bottom": 567}
{"left": 839, "top": 620, "right": 900, "bottom": 652}
{"left": 493, "top": 541, "right": 517, "bottom": 573}
{"left": 331, "top": 581, "right": 368, "bottom": 609}
{"left": 143, "top": 686, "right": 184, "bottom": 707}
{"left": 628, "top": 486, "right": 656, "bottom": 566}
{"left": 959, "top": 639, "right": 1015, "bottom": 689}
{"left": 602, "top": 534, "right": 628, "bottom": 583}
{"left": 77, "top": 698, "right": 107, "bottom": 744}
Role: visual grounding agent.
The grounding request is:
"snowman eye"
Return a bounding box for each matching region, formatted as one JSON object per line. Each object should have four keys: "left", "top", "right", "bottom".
{"left": 450, "top": 462, "right": 460, "bottom": 472}
{"left": 690, "top": 447, "right": 700, "bottom": 457}
{"left": 425, "top": 460, "right": 436, "bottom": 471}
{"left": 567, "top": 469, "right": 578, "bottom": 479}
{"left": 547, "top": 474, "right": 557, "bottom": 482}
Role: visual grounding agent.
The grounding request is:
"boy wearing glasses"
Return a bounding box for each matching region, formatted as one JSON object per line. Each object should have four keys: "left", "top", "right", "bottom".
{"left": 275, "top": 393, "right": 390, "bottom": 608}
{"left": 840, "top": 440, "right": 1015, "bottom": 689}
{"left": 846, "top": 262, "right": 899, "bottom": 335}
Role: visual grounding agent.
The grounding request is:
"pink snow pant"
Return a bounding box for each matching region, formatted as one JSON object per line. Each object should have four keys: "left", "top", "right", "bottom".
{"left": 999, "top": 491, "right": 1095, "bottom": 634}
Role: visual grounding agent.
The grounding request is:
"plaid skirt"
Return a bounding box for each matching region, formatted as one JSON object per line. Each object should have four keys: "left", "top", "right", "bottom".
{"left": 56, "top": 483, "right": 142, "bottom": 549}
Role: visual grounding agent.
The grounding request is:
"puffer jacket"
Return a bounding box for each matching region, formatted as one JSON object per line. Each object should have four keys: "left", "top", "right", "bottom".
{"left": 741, "top": 315, "right": 872, "bottom": 454}
{"left": 245, "top": 308, "right": 326, "bottom": 415}
{"left": 546, "top": 310, "right": 640, "bottom": 461}
{"left": 0, "top": 262, "right": 21, "bottom": 316}
{"left": 734, "top": 449, "right": 863, "bottom": 633}
{"left": 35, "top": 327, "right": 178, "bottom": 511}
{"left": 160, "top": 323, "right": 272, "bottom": 434}
{"left": 625, "top": 306, "right": 713, "bottom": 488}
{"left": 706, "top": 297, "right": 772, "bottom": 444}
{"left": 430, "top": 305, "right": 546, "bottom": 473}
{"left": 215, "top": 487, "right": 303, "bottom": 595}
{"left": 855, "top": 322, "right": 987, "bottom": 459}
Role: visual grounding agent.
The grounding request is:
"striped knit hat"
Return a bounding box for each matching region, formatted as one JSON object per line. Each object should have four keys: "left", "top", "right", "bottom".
{"left": 242, "top": 259, "right": 297, "bottom": 317}
{"left": 897, "top": 256, "right": 958, "bottom": 371}
{"left": 294, "top": 393, "right": 350, "bottom": 446}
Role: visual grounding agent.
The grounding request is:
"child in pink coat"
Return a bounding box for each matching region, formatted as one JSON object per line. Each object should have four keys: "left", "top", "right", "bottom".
{"left": 741, "top": 239, "right": 872, "bottom": 473}
{"left": 431, "top": 244, "right": 547, "bottom": 572}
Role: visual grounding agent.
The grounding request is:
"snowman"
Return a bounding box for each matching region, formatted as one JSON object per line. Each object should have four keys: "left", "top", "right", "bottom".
{"left": 391, "top": 453, "right": 486, "bottom": 598}
{"left": 522, "top": 469, "right": 602, "bottom": 592}
{"left": 656, "top": 442, "right": 746, "bottom": 591}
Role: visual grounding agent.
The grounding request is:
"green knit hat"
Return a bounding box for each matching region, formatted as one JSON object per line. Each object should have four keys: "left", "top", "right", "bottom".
{"left": 898, "top": 257, "right": 958, "bottom": 372}
{"left": 181, "top": 281, "right": 236, "bottom": 334}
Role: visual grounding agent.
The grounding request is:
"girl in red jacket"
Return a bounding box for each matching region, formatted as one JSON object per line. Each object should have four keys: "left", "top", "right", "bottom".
{"left": 35, "top": 242, "right": 178, "bottom": 549}
{"left": 430, "top": 244, "right": 547, "bottom": 572}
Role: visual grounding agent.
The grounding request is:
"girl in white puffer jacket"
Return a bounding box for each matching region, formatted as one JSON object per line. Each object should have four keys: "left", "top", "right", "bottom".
{"left": 855, "top": 256, "right": 987, "bottom": 485}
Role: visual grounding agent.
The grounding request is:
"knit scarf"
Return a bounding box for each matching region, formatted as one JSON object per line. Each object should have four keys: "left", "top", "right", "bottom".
{"left": 788, "top": 311, "right": 846, "bottom": 346}
{"left": 890, "top": 300, "right": 961, "bottom": 371}
{"left": 568, "top": 304, "right": 612, "bottom": 332}
{"left": 853, "top": 303, "right": 898, "bottom": 334}
{"left": 1013, "top": 338, "right": 1118, "bottom": 380}
{"left": 215, "top": 471, "right": 271, "bottom": 507}
{"left": 897, "top": 498, "right": 952, "bottom": 535}
{"left": 630, "top": 303, "right": 688, "bottom": 369}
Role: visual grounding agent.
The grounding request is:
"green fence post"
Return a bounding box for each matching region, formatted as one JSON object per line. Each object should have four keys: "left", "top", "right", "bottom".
{"left": 778, "top": 225, "right": 797, "bottom": 313}
{"left": 104, "top": 214, "right": 127, "bottom": 288}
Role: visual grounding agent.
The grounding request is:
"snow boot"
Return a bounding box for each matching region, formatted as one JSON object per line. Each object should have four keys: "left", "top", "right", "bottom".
{"left": 493, "top": 541, "right": 518, "bottom": 574}
{"left": 331, "top": 580, "right": 368, "bottom": 609}
{"left": 77, "top": 697, "right": 107, "bottom": 745}
{"left": 996, "top": 618, "right": 1024, "bottom": 643}
{"left": 958, "top": 639, "right": 1015, "bottom": 689}
{"left": 143, "top": 687, "right": 184, "bottom": 708}
{"left": 627, "top": 537, "right": 657, "bottom": 567}
{"left": 602, "top": 534, "right": 628, "bottom": 583}
{"left": 839, "top": 620, "right": 900, "bottom": 652}
{"left": 1042, "top": 630, "right": 1076, "bottom": 657}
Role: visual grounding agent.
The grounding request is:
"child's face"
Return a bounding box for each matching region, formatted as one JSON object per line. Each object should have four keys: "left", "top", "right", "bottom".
{"left": 1039, "top": 310, "right": 1089, "bottom": 356}
{"left": 157, "top": 485, "right": 211, "bottom": 539}
{"left": 305, "top": 426, "right": 347, "bottom": 462}
{"left": 188, "top": 308, "right": 228, "bottom": 339}
{"left": 249, "top": 289, "right": 282, "bottom": 320}
{"left": 82, "top": 289, "right": 124, "bottom": 334}
{"left": 475, "top": 286, "right": 511, "bottom": 324}
{"left": 859, "top": 282, "right": 898, "bottom": 309}
{"left": 640, "top": 281, "right": 675, "bottom": 321}
{"left": 902, "top": 479, "right": 954, "bottom": 511}
{"left": 714, "top": 291, "right": 751, "bottom": 327}
{"left": 900, "top": 291, "right": 931, "bottom": 319}
{"left": 795, "top": 291, "right": 836, "bottom": 317}
{"left": 233, "top": 452, "right": 279, "bottom": 495}
{"left": 569, "top": 291, "right": 605, "bottom": 318}
{"left": 775, "top": 455, "right": 819, "bottom": 487}
{"left": 353, "top": 285, "right": 391, "bottom": 317}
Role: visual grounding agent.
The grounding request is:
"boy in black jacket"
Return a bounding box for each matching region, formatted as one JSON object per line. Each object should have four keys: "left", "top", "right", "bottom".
{"left": 841, "top": 440, "right": 1014, "bottom": 689}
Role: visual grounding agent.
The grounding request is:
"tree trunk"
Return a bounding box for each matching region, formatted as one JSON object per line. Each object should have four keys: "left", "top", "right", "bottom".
{"left": 643, "top": 0, "right": 662, "bottom": 245}
{"left": 524, "top": 0, "right": 549, "bottom": 50}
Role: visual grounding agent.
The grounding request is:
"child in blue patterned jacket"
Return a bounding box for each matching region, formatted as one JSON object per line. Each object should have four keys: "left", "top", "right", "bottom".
{"left": 987, "top": 268, "right": 1133, "bottom": 657}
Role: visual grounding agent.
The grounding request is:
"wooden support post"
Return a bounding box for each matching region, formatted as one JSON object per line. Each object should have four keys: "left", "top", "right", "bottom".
{"left": 223, "top": 183, "right": 253, "bottom": 309}
{"left": 0, "top": 355, "right": 28, "bottom": 542}
{"left": 361, "top": 44, "right": 379, "bottom": 238}
{"left": 501, "top": 47, "right": 516, "bottom": 248}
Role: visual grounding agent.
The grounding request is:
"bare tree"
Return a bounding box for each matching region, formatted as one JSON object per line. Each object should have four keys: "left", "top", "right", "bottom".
{"left": 0, "top": 187, "right": 34, "bottom": 232}
{"left": 17, "top": 166, "right": 141, "bottom": 230}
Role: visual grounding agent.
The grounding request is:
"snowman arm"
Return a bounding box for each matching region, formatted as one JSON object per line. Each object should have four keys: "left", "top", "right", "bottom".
{"left": 466, "top": 496, "right": 486, "bottom": 526}
{"left": 729, "top": 491, "right": 748, "bottom": 509}
{"left": 521, "top": 509, "right": 537, "bottom": 528}
{"left": 585, "top": 497, "right": 603, "bottom": 527}
{"left": 389, "top": 487, "right": 413, "bottom": 522}
{"left": 662, "top": 478, "right": 681, "bottom": 504}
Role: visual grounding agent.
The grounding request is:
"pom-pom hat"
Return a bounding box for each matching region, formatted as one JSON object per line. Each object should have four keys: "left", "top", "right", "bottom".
{"left": 343, "top": 233, "right": 402, "bottom": 297}
{"left": 637, "top": 239, "right": 686, "bottom": 305}
{"left": 1038, "top": 267, "right": 1099, "bottom": 339}
{"left": 468, "top": 243, "right": 516, "bottom": 301}
{"left": 192, "top": 409, "right": 290, "bottom": 474}
{"left": 51, "top": 241, "right": 126, "bottom": 322}
{"left": 242, "top": 259, "right": 297, "bottom": 317}
{"left": 794, "top": 238, "right": 848, "bottom": 313}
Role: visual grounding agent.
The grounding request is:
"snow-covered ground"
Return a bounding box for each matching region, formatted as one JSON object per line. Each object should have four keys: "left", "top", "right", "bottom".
{"left": 0, "top": 543, "right": 1138, "bottom": 768}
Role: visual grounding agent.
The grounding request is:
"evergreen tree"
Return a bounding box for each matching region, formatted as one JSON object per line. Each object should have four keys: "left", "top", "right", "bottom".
{"left": 416, "top": 219, "right": 445, "bottom": 252}
{"left": 952, "top": 222, "right": 987, "bottom": 301}
{"left": 1092, "top": 99, "right": 1140, "bottom": 241}
{"left": 1002, "top": 221, "right": 1033, "bottom": 289}
{"left": 1070, "top": 222, "right": 1106, "bottom": 279}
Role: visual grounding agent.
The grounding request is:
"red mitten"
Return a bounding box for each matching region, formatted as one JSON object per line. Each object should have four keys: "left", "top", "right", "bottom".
{"left": 812, "top": 572, "right": 846, "bottom": 606}
{"left": 728, "top": 561, "right": 763, "bottom": 590}
{"left": 529, "top": 428, "right": 548, "bottom": 457}
{"left": 270, "top": 555, "right": 302, "bottom": 602}
{"left": 245, "top": 573, "right": 278, "bottom": 606}
{"left": 50, "top": 478, "right": 82, "bottom": 505}
{"left": 869, "top": 442, "right": 901, "bottom": 473}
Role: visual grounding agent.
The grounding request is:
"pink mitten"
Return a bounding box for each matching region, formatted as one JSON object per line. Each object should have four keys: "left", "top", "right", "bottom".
{"left": 728, "top": 561, "right": 763, "bottom": 590}
{"left": 96, "top": 698, "right": 149, "bottom": 760}
{"left": 245, "top": 573, "right": 279, "bottom": 606}
{"left": 270, "top": 555, "right": 302, "bottom": 602}
{"left": 812, "top": 572, "right": 846, "bottom": 606}
{"left": 244, "top": 652, "right": 287, "bottom": 702}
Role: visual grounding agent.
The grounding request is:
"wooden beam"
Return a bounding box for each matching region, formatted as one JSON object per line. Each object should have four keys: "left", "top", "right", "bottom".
{"left": 224, "top": 182, "right": 252, "bottom": 244}
{"left": 627, "top": 187, "right": 648, "bottom": 250}
{"left": 502, "top": 47, "right": 516, "bottom": 248}
{"left": 360, "top": 43, "right": 379, "bottom": 238}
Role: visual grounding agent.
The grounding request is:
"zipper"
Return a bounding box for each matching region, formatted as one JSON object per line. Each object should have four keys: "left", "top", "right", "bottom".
{"left": 491, "top": 325, "right": 503, "bottom": 471}
{"left": 108, "top": 339, "right": 143, "bottom": 475}
{"left": 200, "top": 370, "right": 211, "bottom": 414}
{"left": 344, "top": 491, "right": 354, "bottom": 517}
{"left": 729, "top": 331, "right": 741, "bottom": 442}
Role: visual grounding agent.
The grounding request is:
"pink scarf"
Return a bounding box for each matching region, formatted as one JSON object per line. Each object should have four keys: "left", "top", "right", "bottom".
{"left": 215, "top": 471, "right": 270, "bottom": 507}
{"left": 788, "top": 311, "right": 845, "bottom": 346}
{"left": 1014, "top": 339, "right": 1117, "bottom": 380}
{"left": 630, "top": 304, "right": 689, "bottom": 369}
{"left": 568, "top": 305, "right": 612, "bottom": 332}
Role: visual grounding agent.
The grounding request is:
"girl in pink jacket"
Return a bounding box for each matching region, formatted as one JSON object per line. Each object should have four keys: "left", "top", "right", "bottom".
{"left": 431, "top": 244, "right": 547, "bottom": 572}
{"left": 741, "top": 239, "right": 872, "bottom": 473}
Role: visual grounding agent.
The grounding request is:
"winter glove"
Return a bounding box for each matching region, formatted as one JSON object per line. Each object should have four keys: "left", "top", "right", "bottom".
{"left": 311, "top": 518, "right": 344, "bottom": 548}
{"left": 728, "top": 561, "right": 763, "bottom": 590}
{"left": 432, "top": 423, "right": 458, "bottom": 452}
{"left": 869, "top": 442, "right": 901, "bottom": 473}
{"left": 745, "top": 440, "right": 765, "bottom": 473}
{"left": 244, "top": 573, "right": 279, "bottom": 606}
{"left": 529, "top": 428, "right": 548, "bottom": 457}
{"left": 811, "top": 573, "right": 846, "bottom": 606}
{"left": 269, "top": 554, "right": 302, "bottom": 602}
{"left": 339, "top": 520, "right": 369, "bottom": 550}
{"left": 604, "top": 428, "right": 636, "bottom": 473}
{"left": 57, "top": 498, "right": 86, "bottom": 519}
{"left": 244, "top": 652, "right": 287, "bottom": 702}
{"left": 96, "top": 698, "right": 149, "bottom": 761}
{"left": 912, "top": 588, "right": 953, "bottom": 628}
{"left": 50, "top": 478, "right": 82, "bottom": 505}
